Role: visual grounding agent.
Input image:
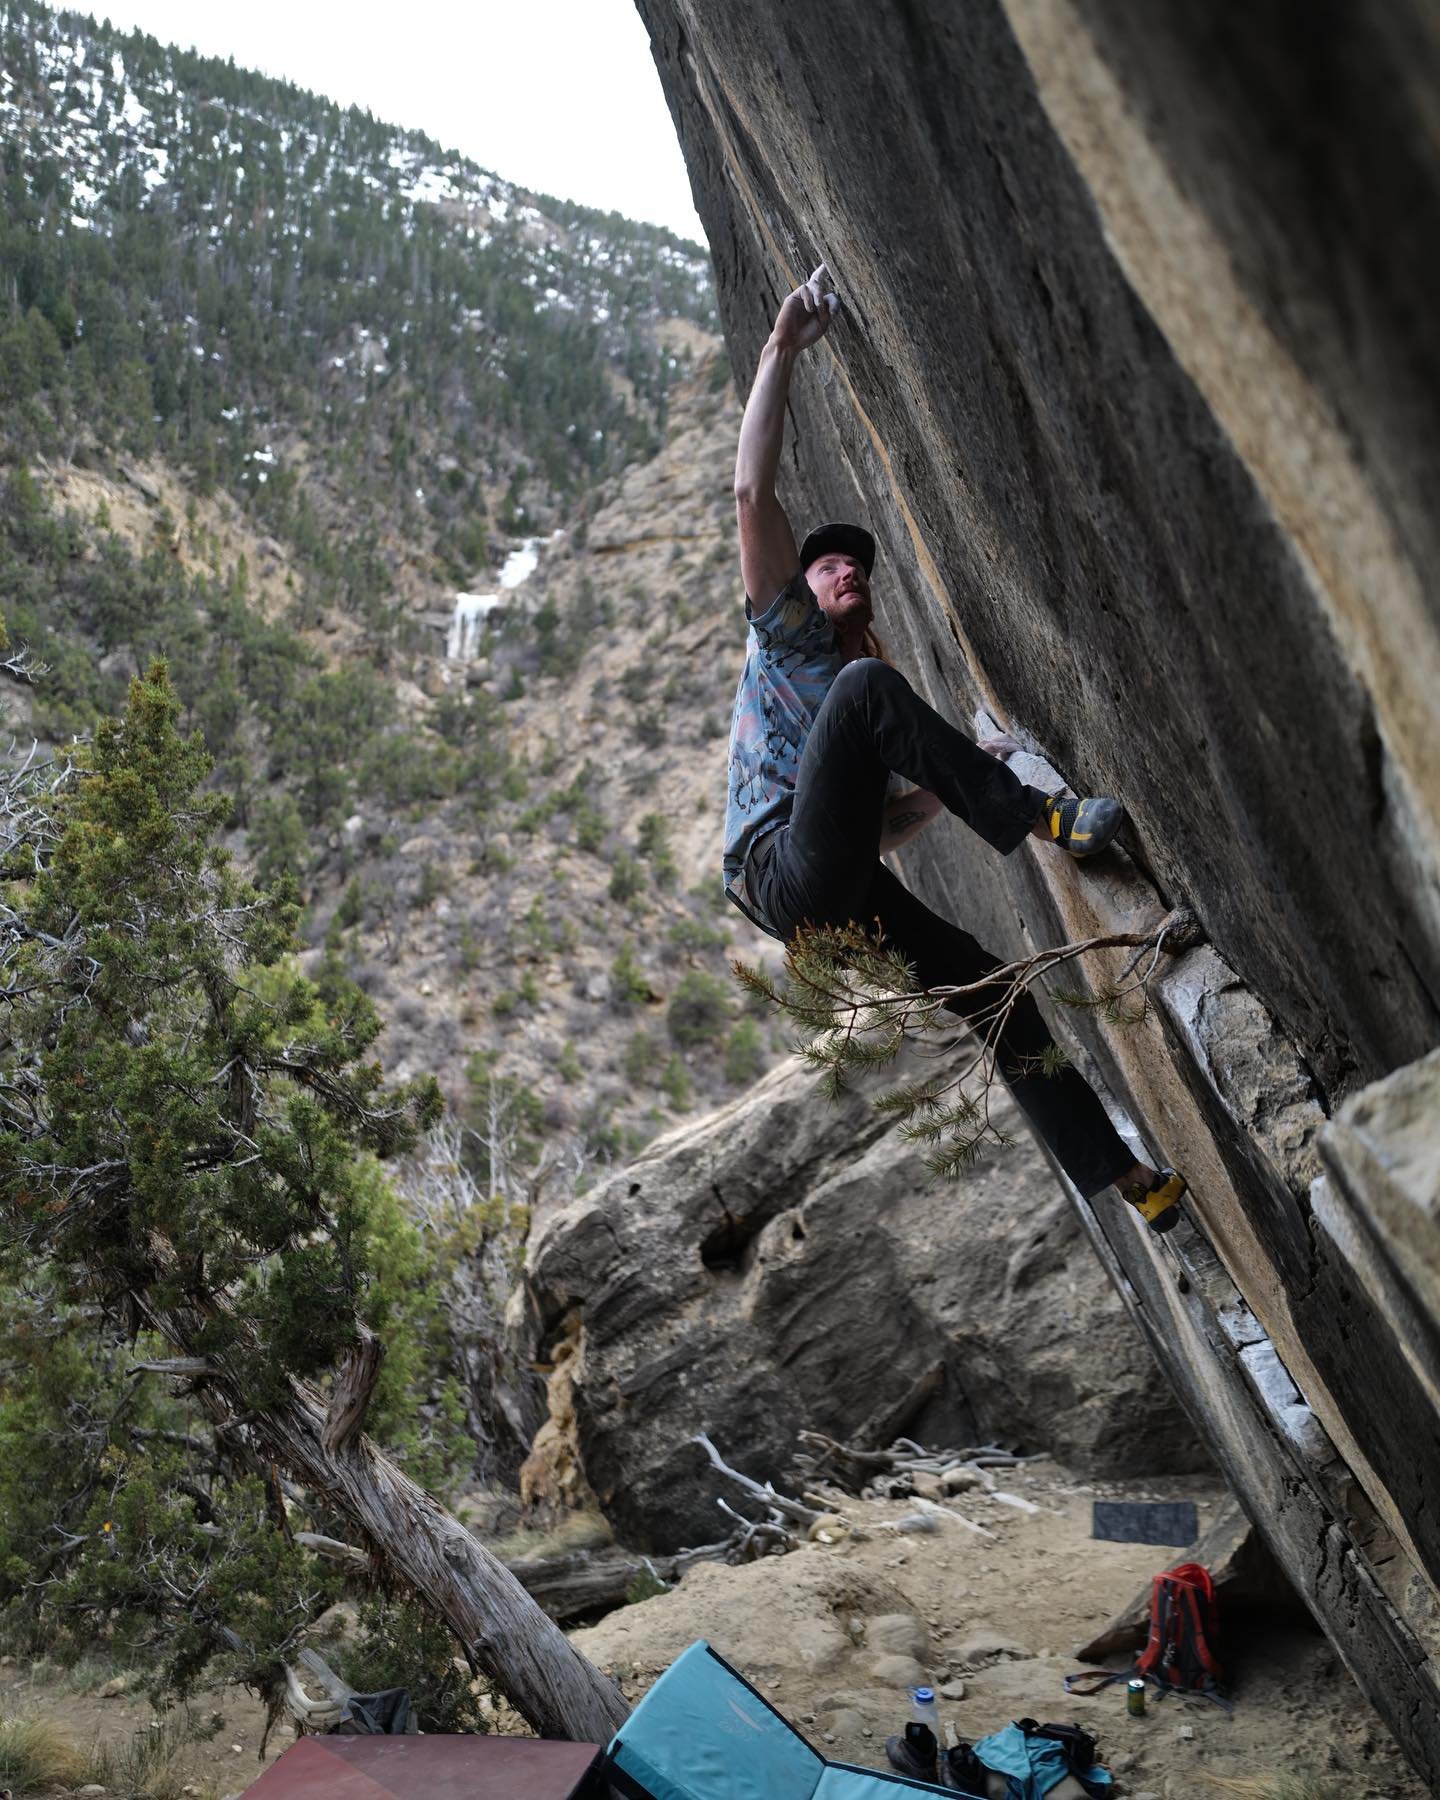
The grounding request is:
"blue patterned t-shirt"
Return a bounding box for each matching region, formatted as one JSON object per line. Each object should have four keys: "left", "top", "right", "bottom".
{"left": 722, "top": 572, "right": 843, "bottom": 921}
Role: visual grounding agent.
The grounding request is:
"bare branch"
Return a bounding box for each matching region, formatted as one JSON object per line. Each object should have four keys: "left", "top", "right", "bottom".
{"left": 693, "top": 1431, "right": 820, "bottom": 1528}
{"left": 320, "top": 1325, "right": 384, "bottom": 1455}
{"left": 733, "top": 909, "right": 1200, "bottom": 1175}
{"left": 292, "top": 1531, "right": 369, "bottom": 1568}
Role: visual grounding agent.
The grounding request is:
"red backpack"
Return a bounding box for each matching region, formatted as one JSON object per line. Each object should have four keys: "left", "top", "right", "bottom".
{"left": 1067, "top": 1561, "right": 1228, "bottom": 1708}
{"left": 1135, "top": 1562, "right": 1225, "bottom": 1699}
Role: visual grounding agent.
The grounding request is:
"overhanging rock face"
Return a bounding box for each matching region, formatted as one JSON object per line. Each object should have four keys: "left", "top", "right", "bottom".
{"left": 635, "top": 0, "right": 1440, "bottom": 1781}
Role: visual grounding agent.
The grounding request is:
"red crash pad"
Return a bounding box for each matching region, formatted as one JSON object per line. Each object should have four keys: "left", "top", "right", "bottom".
{"left": 242, "top": 1734, "right": 603, "bottom": 1798}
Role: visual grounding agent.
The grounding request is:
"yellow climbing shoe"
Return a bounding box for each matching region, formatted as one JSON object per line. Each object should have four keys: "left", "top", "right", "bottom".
{"left": 1043, "top": 792, "right": 1124, "bottom": 859}
{"left": 1121, "top": 1167, "right": 1187, "bottom": 1234}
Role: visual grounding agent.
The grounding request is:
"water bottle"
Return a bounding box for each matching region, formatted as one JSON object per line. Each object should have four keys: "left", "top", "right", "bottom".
{"left": 909, "top": 1685, "right": 941, "bottom": 1737}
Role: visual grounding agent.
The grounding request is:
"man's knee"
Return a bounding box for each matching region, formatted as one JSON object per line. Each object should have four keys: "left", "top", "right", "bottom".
{"left": 831, "top": 655, "right": 903, "bottom": 705}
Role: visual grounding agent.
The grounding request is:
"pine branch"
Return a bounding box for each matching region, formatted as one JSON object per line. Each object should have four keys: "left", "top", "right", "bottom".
{"left": 732, "top": 908, "right": 1200, "bottom": 1178}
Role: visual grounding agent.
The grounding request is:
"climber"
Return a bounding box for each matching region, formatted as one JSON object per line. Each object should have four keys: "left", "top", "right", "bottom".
{"left": 724, "top": 262, "right": 1185, "bottom": 1233}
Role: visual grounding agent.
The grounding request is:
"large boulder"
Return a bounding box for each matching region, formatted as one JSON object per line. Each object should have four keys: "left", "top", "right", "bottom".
{"left": 528, "top": 1046, "right": 1199, "bottom": 1551}
{"left": 632, "top": 0, "right": 1440, "bottom": 1779}
{"left": 637, "top": 0, "right": 1439, "bottom": 1092}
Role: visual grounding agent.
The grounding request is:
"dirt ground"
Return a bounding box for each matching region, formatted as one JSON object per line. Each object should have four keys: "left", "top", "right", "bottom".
{"left": 1, "top": 1463, "right": 1425, "bottom": 1797}
{"left": 572, "top": 1463, "right": 1426, "bottom": 1800}
{"left": 0, "top": 1655, "right": 286, "bottom": 1799}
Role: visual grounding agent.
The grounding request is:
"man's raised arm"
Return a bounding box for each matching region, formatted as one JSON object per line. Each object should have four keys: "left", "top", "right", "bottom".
{"left": 734, "top": 263, "right": 838, "bottom": 607}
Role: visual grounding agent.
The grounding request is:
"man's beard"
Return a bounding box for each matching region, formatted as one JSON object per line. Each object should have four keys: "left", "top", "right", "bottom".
{"left": 826, "top": 588, "right": 872, "bottom": 626}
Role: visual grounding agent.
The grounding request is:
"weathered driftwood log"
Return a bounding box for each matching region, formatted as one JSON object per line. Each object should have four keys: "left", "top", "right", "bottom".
{"left": 715, "top": 1495, "right": 800, "bottom": 1559}
{"left": 794, "top": 1429, "right": 1044, "bottom": 1495}
{"left": 693, "top": 1432, "right": 821, "bottom": 1528}
{"left": 288, "top": 1532, "right": 717, "bottom": 1628}
{"left": 503, "top": 1549, "right": 680, "bottom": 1621}
{"left": 290, "top": 1533, "right": 721, "bottom": 1630}
{"left": 684, "top": 1433, "right": 818, "bottom": 1563}
{"left": 293, "top": 1531, "right": 370, "bottom": 1570}
{"left": 795, "top": 1430, "right": 899, "bottom": 1490}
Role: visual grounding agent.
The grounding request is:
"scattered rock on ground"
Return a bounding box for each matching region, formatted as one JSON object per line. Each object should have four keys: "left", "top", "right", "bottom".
{"left": 868, "top": 1653, "right": 925, "bottom": 1689}
{"left": 955, "top": 1631, "right": 1033, "bottom": 1668}
{"left": 866, "top": 1613, "right": 930, "bottom": 1660}
{"left": 570, "top": 1462, "right": 1425, "bottom": 1796}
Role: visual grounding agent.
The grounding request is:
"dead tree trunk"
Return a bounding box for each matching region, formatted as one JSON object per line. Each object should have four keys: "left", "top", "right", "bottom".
{"left": 140, "top": 1300, "right": 628, "bottom": 1744}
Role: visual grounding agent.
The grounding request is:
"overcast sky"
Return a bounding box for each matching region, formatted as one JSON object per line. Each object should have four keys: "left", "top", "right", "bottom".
{"left": 66, "top": 0, "right": 707, "bottom": 242}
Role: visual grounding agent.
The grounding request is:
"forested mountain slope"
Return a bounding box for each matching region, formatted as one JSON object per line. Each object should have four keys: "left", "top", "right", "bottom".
{"left": 1, "top": 0, "right": 712, "bottom": 724}
{"left": 0, "top": 0, "right": 791, "bottom": 1724}
{"left": 0, "top": 0, "right": 757, "bottom": 1145}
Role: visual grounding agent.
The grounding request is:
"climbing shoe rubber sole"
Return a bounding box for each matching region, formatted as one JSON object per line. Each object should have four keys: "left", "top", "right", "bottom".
{"left": 1043, "top": 793, "right": 1124, "bottom": 859}
{"left": 1124, "top": 1167, "right": 1187, "bottom": 1233}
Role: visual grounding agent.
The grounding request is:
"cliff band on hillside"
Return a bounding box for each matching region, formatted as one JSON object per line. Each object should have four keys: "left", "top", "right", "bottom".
{"left": 633, "top": 0, "right": 1440, "bottom": 1783}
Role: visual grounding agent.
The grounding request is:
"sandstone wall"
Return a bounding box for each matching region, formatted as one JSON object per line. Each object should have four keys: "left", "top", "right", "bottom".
{"left": 634, "top": 0, "right": 1440, "bottom": 1781}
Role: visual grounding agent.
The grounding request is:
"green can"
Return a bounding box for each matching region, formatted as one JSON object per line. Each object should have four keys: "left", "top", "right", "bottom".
{"left": 1126, "top": 1679, "right": 1146, "bottom": 1717}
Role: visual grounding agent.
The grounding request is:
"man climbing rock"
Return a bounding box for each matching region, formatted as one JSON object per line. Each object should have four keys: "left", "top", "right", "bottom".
{"left": 723, "top": 262, "right": 1185, "bottom": 1232}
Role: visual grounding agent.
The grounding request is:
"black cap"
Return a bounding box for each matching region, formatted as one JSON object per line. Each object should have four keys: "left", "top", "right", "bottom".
{"left": 798, "top": 521, "right": 876, "bottom": 576}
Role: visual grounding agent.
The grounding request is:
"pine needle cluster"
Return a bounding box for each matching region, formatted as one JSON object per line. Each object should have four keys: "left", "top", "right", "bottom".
{"left": 734, "top": 907, "right": 1193, "bottom": 1177}
{"left": 734, "top": 922, "right": 936, "bottom": 1090}
{"left": 733, "top": 922, "right": 1002, "bottom": 1174}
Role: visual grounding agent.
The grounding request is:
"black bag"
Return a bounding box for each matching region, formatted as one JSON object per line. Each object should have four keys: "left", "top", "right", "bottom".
{"left": 942, "top": 1742, "right": 993, "bottom": 1791}
{"left": 328, "top": 1685, "right": 413, "bottom": 1734}
{"left": 1016, "top": 1718, "right": 1100, "bottom": 1775}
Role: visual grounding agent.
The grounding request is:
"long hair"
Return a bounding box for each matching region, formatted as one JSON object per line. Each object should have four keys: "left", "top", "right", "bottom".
{"left": 858, "top": 623, "right": 890, "bottom": 664}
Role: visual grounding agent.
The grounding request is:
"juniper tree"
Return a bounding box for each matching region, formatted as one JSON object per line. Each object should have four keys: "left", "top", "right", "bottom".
{"left": 0, "top": 1187, "right": 476, "bottom": 1722}
{"left": 0, "top": 664, "right": 627, "bottom": 1741}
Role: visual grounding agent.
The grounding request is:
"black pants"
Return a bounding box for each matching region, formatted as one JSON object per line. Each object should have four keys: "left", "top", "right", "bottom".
{"left": 748, "top": 658, "right": 1137, "bottom": 1198}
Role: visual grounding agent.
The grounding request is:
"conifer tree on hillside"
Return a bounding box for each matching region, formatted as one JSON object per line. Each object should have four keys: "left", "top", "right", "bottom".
{"left": 0, "top": 663, "right": 627, "bottom": 1741}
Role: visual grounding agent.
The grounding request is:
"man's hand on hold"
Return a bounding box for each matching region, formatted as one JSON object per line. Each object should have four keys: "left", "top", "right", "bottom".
{"left": 771, "top": 262, "right": 840, "bottom": 354}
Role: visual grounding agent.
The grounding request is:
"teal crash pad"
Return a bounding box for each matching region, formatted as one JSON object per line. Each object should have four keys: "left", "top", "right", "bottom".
{"left": 603, "top": 1640, "right": 983, "bottom": 1799}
